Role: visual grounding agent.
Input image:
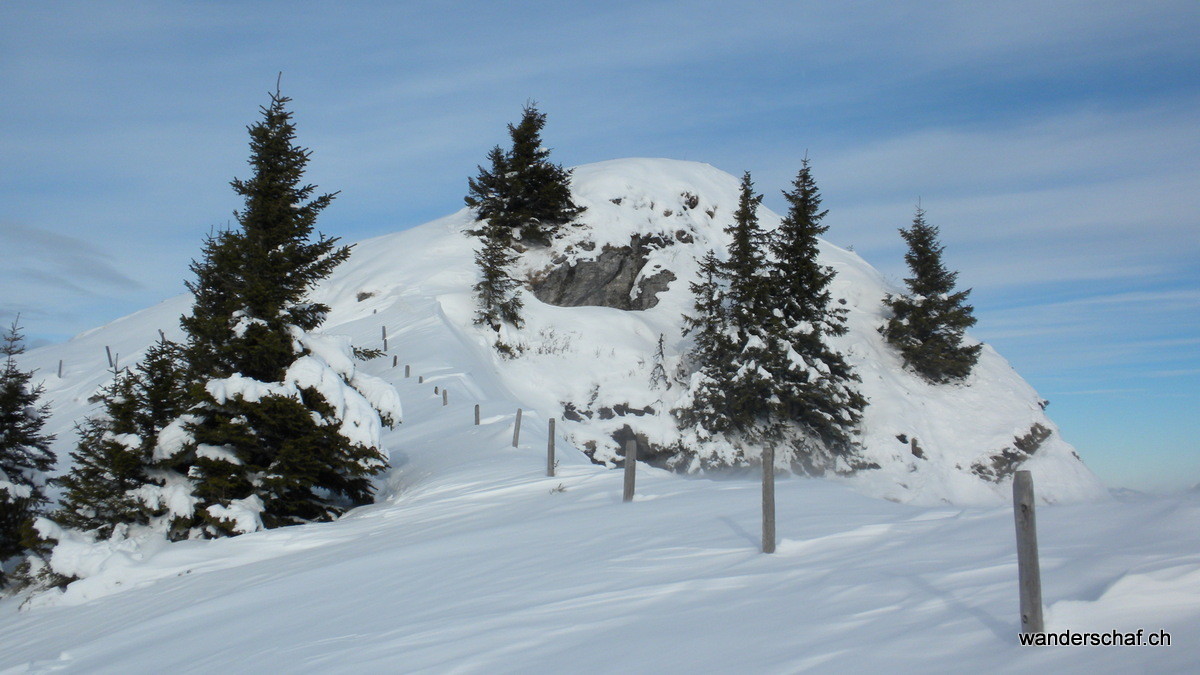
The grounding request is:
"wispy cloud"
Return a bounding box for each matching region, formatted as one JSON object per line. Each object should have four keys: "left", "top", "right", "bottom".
{"left": 0, "top": 222, "right": 141, "bottom": 290}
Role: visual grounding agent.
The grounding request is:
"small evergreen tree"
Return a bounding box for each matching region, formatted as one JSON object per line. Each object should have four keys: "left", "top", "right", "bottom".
{"left": 166, "top": 87, "right": 395, "bottom": 537}
{"left": 768, "top": 158, "right": 865, "bottom": 468}
{"left": 0, "top": 318, "right": 55, "bottom": 586}
{"left": 465, "top": 103, "right": 584, "bottom": 246}
{"left": 470, "top": 150, "right": 525, "bottom": 334}
{"left": 881, "top": 205, "right": 982, "bottom": 383}
{"left": 54, "top": 368, "right": 145, "bottom": 538}
{"left": 676, "top": 250, "right": 734, "bottom": 436}
{"left": 54, "top": 338, "right": 192, "bottom": 539}
{"left": 649, "top": 334, "right": 670, "bottom": 391}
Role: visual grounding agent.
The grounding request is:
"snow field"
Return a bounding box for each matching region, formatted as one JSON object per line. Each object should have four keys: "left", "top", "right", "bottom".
{"left": 5, "top": 266, "right": 1198, "bottom": 672}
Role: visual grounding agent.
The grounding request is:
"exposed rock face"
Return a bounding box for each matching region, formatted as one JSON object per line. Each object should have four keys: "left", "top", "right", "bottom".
{"left": 530, "top": 234, "right": 677, "bottom": 311}
{"left": 971, "top": 423, "right": 1053, "bottom": 482}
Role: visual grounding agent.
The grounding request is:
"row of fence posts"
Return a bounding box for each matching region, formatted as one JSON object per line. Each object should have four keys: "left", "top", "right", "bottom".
{"left": 70, "top": 328, "right": 1043, "bottom": 642}
{"left": 368, "top": 345, "right": 1047, "bottom": 641}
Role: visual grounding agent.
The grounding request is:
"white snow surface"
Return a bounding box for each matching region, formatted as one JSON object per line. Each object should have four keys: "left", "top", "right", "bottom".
{"left": 4, "top": 158, "right": 1193, "bottom": 672}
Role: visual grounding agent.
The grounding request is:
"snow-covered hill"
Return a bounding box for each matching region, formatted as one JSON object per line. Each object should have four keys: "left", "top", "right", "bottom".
{"left": 6, "top": 159, "right": 1194, "bottom": 672}
{"left": 19, "top": 158, "right": 1104, "bottom": 508}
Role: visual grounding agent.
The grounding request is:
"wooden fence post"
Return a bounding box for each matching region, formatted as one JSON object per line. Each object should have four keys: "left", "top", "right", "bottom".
{"left": 474, "top": 404, "right": 480, "bottom": 426}
{"left": 623, "top": 440, "right": 637, "bottom": 502}
{"left": 105, "top": 345, "right": 113, "bottom": 368}
{"left": 158, "top": 329, "right": 166, "bottom": 341}
{"left": 393, "top": 355, "right": 398, "bottom": 367}
{"left": 547, "top": 418, "right": 556, "bottom": 477}
{"left": 418, "top": 375, "right": 424, "bottom": 384}
{"left": 434, "top": 386, "right": 439, "bottom": 395}
{"left": 57, "top": 360, "right": 63, "bottom": 378}
{"left": 763, "top": 445, "right": 776, "bottom": 554}
{"left": 405, "top": 365, "right": 410, "bottom": 378}
{"left": 1013, "top": 470, "right": 1044, "bottom": 635}
{"left": 382, "top": 326, "right": 388, "bottom": 352}
{"left": 512, "top": 408, "right": 523, "bottom": 447}
{"left": 442, "top": 389, "right": 448, "bottom": 406}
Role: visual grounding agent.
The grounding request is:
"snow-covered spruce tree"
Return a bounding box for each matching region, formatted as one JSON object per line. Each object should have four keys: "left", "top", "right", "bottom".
{"left": 0, "top": 318, "right": 55, "bottom": 586}
{"left": 675, "top": 250, "right": 734, "bottom": 437}
{"left": 720, "top": 172, "right": 779, "bottom": 439}
{"left": 170, "top": 88, "right": 398, "bottom": 537}
{"left": 768, "top": 158, "right": 865, "bottom": 471}
{"left": 465, "top": 103, "right": 584, "bottom": 246}
{"left": 54, "top": 338, "right": 192, "bottom": 540}
{"left": 677, "top": 173, "right": 779, "bottom": 456}
{"left": 881, "top": 205, "right": 982, "bottom": 383}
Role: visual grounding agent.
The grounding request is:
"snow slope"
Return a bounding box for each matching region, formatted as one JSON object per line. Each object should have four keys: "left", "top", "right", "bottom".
{"left": 5, "top": 158, "right": 1191, "bottom": 672}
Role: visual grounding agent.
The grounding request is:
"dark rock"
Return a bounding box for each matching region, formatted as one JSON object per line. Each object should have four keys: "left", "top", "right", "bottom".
{"left": 530, "top": 234, "right": 678, "bottom": 311}
{"left": 613, "top": 402, "right": 654, "bottom": 417}
{"left": 611, "top": 424, "right": 666, "bottom": 465}
{"left": 562, "top": 402, "right": 589, "bottom": 422}
{"left": 971, "top": 423, "right": 1052, "bottom": 482}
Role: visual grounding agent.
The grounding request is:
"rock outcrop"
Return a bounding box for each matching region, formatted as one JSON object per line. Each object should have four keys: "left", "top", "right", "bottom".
{"left": 529, "top": 234, "right": 677, "bottom": 311}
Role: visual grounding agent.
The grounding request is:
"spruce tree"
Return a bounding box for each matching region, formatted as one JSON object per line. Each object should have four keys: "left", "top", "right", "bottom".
{"left": 676, "top": 250, "right": 735, "bottom": 436}
{"left": 720, "top": 172, "right": 778, "bottom": 438}
{"left": 54, "top": 368, "right": 145, "bottom": 538}
{"left": 649, "top": 334, "right": 670, "bottom": 391}
{"left": 768, "top": 158, "right": 865, "bottom": 468}
{"left": 0, "top": 318, "right": 55, "bottom": 586}
{"left": 881, "top": 205, "right": 982, "bottom": 383}
{"left": 465, "top": 103, "right": 584, "bottom": 246}
{"left": 470, "top": 146, "right": 525, "bottom": 334}
{"left": 678, "top": 173, "right": 777, "bottom": 446}
{"left": 55, "top": 338, "right": 192, "bottom": 539}
{"left": 169, "top": 88, "right": 394, "bottom": 537}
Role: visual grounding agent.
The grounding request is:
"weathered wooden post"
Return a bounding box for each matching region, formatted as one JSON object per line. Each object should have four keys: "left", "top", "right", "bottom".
{"left": 405, "top": 364, "right": 410, "bottom": 378}
{"left": 442, "top": 389, "right": 448, "bottom": 406}
{"left": 105, "top": 345, "right": 114, "bottom": 368}
{"left": 382, "top": 326, "right": 388, "bottom": 352}
{"left": 434, "top": 386, "right": 439, "bottom": 395}
{"left": 158, "top": 329, "right": 166, "bottom": 341}
{"left": 1013, "top": 470, "right": 1044, "bottom": 635}
{"left": 547, "top": 418, "right": 556, "bottom": 477}
{"left": 623, "top": 440, "right": 637, "bottom": 502}
{"left": 418, "top": 375, "right": 424, "bottom": 384}
{"left": 512, "top": 408, "right": 523, "bottom": 447}
{"left": 474, "top": 404, "right": 481, "bottom": 426}
{"left": 393, "top": 355, "right": 398, "bottom": 367}
{"left": 762, "top": 445, "right": 776, "bottom": 554}
{"left": 57, "top": 360, "right": 63, "bottom": 378}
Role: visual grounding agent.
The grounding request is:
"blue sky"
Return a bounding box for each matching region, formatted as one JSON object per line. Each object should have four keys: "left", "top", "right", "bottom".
{"left": 1, "top": 1, "right": 1197, "bottom": 492}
